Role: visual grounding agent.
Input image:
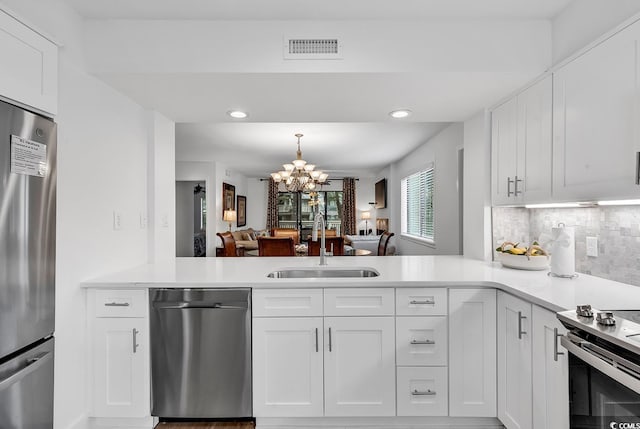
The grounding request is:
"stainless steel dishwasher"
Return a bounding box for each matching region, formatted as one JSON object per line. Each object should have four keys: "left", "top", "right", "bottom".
{"left": 150, "top": 288, "right": 251, "bottom": 419}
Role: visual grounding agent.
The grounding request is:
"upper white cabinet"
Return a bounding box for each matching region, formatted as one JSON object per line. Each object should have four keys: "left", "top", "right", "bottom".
{"left": 492, "top": 76, "right": 552, "bottom": 205}
{"left": 0, "top": 10, "right": 58, "bottom": 115}
{"left": 553, "top": 20, "right": 640, "bottom": 201}
{"left": 449, "top": 289, "right": 497, "bottom": 418}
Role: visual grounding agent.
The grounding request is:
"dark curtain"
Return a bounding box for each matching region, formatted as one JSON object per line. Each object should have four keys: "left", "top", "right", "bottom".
{"left": 266, "top": 178, "right": 279, "bottom": 230}
{"left": 342, "top": 178, "right": 356, "bottom": 235}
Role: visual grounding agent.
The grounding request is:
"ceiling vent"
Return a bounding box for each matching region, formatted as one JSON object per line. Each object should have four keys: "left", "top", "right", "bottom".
{"left": 283, "top": 37, "right": 343, "bottom": 60}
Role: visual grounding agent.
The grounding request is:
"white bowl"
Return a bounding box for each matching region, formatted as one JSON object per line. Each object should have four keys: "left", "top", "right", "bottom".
{"left": 497, "top": 252, "right": 549, "bottom": 271}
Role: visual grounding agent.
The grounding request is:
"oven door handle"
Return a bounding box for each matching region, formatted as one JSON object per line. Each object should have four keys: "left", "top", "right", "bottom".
{"left": 561, "top": 335, "right": 640, "bottom": 394}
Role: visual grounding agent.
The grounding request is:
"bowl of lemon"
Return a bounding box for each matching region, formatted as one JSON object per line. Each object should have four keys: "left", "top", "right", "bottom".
{"left": 495, "top": 241, "right": 549, "bottom": 271}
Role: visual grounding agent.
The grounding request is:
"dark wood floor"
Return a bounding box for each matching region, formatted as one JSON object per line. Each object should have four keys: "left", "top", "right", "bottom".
{"left": 155, "top": 423, "right": 254, "bottom": 429}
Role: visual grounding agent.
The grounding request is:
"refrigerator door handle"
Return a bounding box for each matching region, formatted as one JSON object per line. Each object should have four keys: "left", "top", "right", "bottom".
{"left": 0, "top": 351, "right": 52, "bottom": 391}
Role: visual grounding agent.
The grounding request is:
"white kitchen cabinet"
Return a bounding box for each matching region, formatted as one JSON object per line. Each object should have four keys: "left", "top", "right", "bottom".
{"left": 553, "top": 20, "right": 640, "bottom": 201}
{"left": 324, "top": 316, "right": 396, "bottom": 416}
{"left": 0, "top": 9, "right": 57, "bottom": 115}
{"left": 491, "top": 97, "right": 518, "bottom": 205}
{"left": 252, "top": 317, "right": 324, "bottom": 417}
{"left": 497, "top": 292, "right": 532, "bottom": 429}
{"left": 492, "top": 76, "right": 552, "bottom": 205}
{"left": 91, "top": 318, "right": 148, "bottom": 418}
{"left": 531, "top": 306, "right": 569, "bottom": 429}
{"left": 449, "top": 289, "right": 497, "bottom": 417}
{"left": 88, "top": 289, "right": 150, "bottom": 419}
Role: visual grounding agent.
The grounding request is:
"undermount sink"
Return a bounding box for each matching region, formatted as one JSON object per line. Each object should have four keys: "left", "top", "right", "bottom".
{"left": 267, "top": 267, "right": 380, "bottom": 279}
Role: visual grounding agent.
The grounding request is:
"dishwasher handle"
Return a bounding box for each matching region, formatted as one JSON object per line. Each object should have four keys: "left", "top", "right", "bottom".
{"left": 153, "top": 301, "right": 248, "bottom": 310}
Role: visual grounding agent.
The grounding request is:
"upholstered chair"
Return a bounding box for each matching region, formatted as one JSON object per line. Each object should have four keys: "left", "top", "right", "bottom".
{"left": 217, "top": 231, "right": 244, "bottom": 257}
{"left": 258, "top": 237, "right": 296, "bottom": 256}
{"left": 270, "top": 228, "right": 301, "bottom": 245}
{"left": 377, "top": 231, "right": 395, "bottom": 256}
{"left": 308, "top": 236, "right": 344, "bottom": 256}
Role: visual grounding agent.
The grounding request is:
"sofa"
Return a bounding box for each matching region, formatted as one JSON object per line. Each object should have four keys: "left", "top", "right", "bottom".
{"left": 230, "top": 228, "right": 267, "bottom": 251}
{"left": 344, "top": 234, "right": 396, "bottom": 255}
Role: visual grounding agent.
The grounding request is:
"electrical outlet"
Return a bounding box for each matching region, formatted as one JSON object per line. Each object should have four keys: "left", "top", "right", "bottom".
{"left": 139, "top": 213, "right": 147, "bottom": 229}
{"left": 113, "top": 211, "right": 122, "bottom": 230}
{"left": 161, "top": 213, "right": 169, "bottom": 228}
{"left": 586, "top": 236, "right": 598, "bottom": 257}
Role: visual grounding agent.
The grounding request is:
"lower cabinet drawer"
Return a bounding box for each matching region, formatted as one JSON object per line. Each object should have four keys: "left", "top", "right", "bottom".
{"left": 396, "top": 367, "right": 448, "bottom": 416}
{"left": 396, "top": 316, "right": 447, "bottom": 366}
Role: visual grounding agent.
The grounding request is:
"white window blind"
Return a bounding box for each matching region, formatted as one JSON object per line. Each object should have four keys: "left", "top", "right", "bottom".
{"left": 401, "top": 167, "right": 435, "bottom": 242}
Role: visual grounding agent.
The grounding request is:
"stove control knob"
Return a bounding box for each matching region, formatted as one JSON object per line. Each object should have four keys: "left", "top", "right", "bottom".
{"left": 576, "top": 305, "right": 593, "bottom": 317}
{"left": 596, "top": 312, "right": 616, "bottom": 326}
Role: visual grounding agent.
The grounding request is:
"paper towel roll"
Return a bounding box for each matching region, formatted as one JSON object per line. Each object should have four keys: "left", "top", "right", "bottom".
{"left": 550, "top": 224, "right": 575, "bottom": 277}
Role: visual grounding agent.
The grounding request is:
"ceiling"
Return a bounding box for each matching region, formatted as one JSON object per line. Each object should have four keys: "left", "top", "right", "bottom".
{"left": 62, "top": 0, "right": 574, "bottom": 177}
{"left": 64, "top": 0, "right": 572, "bottom": 21}
{"left": 176, "top": 122, "right": 449, "bottom": 178}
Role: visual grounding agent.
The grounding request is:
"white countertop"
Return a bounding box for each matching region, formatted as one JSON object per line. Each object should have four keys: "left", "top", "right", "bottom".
{"left": 83, "top": 255, "right": 640, "bottom": 313}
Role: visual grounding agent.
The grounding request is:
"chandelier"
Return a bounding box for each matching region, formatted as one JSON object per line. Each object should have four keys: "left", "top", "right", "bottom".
{"left": 270, "top": 133, "right": 328, "bottom": 192}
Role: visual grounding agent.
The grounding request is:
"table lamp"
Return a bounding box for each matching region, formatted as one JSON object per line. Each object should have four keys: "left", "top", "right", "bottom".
{"left": 223, "top": 209, "right": 237, "bottom": 231}
{"left": 361, "top": 211, "right": 371, "bottom": 235}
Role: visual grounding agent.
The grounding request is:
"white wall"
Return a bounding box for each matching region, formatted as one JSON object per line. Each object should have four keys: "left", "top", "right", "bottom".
{"left": 552, "top": 0, "right": 640, "bottom": 64}
{"left": 390, "top": 123, "right": 464, "bottom": 255}
{"left": 147, "top": 111, "right": 176, "bottom": 262}
{"left": 463, "top": 110, "right": 493, "bottom": 261}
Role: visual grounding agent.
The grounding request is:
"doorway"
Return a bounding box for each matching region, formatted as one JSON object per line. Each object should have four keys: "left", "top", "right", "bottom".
{"left": 175, "top": 181, "right": 206, "bottom": 257}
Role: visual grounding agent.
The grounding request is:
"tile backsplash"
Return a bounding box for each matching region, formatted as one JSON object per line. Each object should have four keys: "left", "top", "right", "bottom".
{"left": 492, "top": 206, "right": 640, "bottom": 286}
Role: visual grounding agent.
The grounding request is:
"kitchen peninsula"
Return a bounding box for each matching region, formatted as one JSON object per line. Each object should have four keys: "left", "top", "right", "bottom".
{"left": 83, "top": 255, "right": 640, "bottom": 429}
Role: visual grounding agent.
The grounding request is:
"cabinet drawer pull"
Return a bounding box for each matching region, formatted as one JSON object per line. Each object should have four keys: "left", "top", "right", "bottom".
{"left": 412, "top": 389, "right": 436, "bottom": 396}
{"left": 518, "top": 311, "right": 527, "bottom": 339}
{"left": 132, "top": 328, "right": 139, "bottom": 353}
{"left": 328, "top": 327, "right": 332, "bottom": 352}
{"left": 410, "top": 300, "right": 435, "bottom": 305}
{"left": 636, "top": 152, "right": 640, "bottom": 185}
{"left": 105, "top": 302, "right": 130, "bottom": 307}
{"left": 410, "top": 339, "right": 435, "bottom": 345}
{"left": 315, "top": 328, "right": 319, "bottom": 353}
{"left": 507, "top": 177, "right": 514, "bottom": 197}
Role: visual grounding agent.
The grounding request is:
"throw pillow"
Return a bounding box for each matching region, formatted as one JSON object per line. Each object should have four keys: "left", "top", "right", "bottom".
{"left": 242, "top": 232, "right": 254, "bottom": 241}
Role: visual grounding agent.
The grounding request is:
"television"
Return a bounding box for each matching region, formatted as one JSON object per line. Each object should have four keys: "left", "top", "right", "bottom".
{"left": 374, "top": 178, "right": 387, "bottom": 209}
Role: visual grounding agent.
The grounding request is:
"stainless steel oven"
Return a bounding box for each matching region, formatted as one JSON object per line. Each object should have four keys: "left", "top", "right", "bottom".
{"left": 559, "top": 307, "right": 640, "bottom": 429}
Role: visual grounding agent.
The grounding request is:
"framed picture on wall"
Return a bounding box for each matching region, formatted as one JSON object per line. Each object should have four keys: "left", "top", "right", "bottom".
{"left": 222, "top": 182, "right": 235, "bottom": 217}
{"left": 237, "top": 195, "right": 247, "bottom": 227}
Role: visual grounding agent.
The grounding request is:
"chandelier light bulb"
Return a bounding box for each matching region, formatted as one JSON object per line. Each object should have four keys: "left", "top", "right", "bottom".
{"left": 304, "top": 164, "right": 315, "bottom": 172}
{"left": 319, "top": 173, "right": 329, "bottom": 183}
{"left": 310, "top": 170, "right": 321, "bottom": 179}
{"left": 279, "top": 170, "right": 290, "bottom": 179}
{"left": 283, "top": 164, "right": 294, "bottom": 172}
{"left": 292, "top": 159, "right": 307, "bottom": 170}
{"left": 270, "top": 172, "right": 282, "bottom": 182}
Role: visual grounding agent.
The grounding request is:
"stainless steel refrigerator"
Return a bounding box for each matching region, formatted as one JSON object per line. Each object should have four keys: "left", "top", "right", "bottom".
{"left": 0, "top": 99, "right": 56, "bottom": 428}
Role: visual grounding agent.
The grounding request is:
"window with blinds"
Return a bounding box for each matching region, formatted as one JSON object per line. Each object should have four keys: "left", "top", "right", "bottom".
{"left": 401, "top": 167, "right": 435, "bottom": 243}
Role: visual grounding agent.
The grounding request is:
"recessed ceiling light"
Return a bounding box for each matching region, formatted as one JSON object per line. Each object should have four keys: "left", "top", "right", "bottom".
{"left": 227, "top": 110, "right": 248, "bottom": 119}
{"left": 389, "top": 109, "right": 412, "bottom": 119}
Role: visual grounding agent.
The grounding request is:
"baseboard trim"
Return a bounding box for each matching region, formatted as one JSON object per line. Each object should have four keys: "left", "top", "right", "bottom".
{"left": 85, "top": 416, "right": 155, "bottom": 429}
{"left": 256, "top": 416, "right": 503, "bottom": 428}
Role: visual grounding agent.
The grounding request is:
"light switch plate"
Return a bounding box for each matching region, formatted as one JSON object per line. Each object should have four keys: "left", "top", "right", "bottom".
{"left": 586, "top": 236, "right": 598, "bottom": 257}
{"left": 113, "top": 211, "right": 122, "bottom": 230}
